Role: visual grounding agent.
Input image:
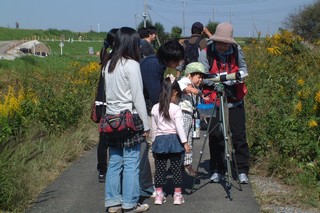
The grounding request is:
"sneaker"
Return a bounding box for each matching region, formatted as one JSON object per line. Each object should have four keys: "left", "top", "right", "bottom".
{"left": 239, "top": 173, "right": 249, "bottom": 184}
{"left": 184, "top": 165, "right": 197, "bottom": 177}
{"left": 99, "top": 172, "right": 106, "bottom": 183}
{"left": 173, "top": 193, "right": 185, "bottom": 205}
{"left": 107, "top": 205, "right": 122, "bottom": 213}
{"left": 210, "top": 173, "right": 222, "bottom": 183}
{"left": 154, "top": 192, "right": 166, "bottom": 205}
{"left": 123, "top": 203, "right": 149, "bottom": 213}
{"left": 151, "top": 190, "right": 156, "bottom": 198}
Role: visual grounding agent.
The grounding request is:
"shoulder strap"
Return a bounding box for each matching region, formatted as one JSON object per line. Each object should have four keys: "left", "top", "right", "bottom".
{"left": 195, "top": 36, "right": 202, "bottom": 45}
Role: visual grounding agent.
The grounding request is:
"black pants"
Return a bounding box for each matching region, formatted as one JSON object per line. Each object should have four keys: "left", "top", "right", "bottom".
{"left": 208, "top": 102, "right": 250, "bottom": 175}
{"left": 97, "top": 134, "right": 108, "bottom": 174}
{"left": 154, "top": 153, "right": 182, "bottom": 188}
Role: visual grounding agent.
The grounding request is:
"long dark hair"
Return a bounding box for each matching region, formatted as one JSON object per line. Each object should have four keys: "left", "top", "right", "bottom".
{"left": 107, "top": 27, "right": 141, "bottom": 73}
{"left": 100, "top": 28, "right": 118, "bottom": 65}
{"left": 158, "top": 77, "right": 182, "bottom": 121}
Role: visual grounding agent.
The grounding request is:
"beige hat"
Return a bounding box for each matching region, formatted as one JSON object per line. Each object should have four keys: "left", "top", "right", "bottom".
{"left": 185, "top": 62, "right": 206, "bottom": 75}
{"left": 210, "top": 22, "right": 236, "bottom": 44}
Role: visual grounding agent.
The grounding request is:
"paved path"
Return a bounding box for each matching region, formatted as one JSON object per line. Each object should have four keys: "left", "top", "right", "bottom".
{"left": 26, "top": 132, "right": 261, "bottom": 213}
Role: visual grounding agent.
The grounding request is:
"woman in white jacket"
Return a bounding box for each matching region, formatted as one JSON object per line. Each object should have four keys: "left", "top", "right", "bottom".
{"left": 102, "top": 27, "right": 150, "bottom": 213}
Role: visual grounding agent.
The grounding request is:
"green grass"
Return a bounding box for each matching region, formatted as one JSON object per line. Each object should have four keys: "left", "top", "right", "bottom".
{"left": 0, "top": 27, "right": 106, "bottom": 41}
{"left": 0, "top": 29, "right": 103, "bottom": 211}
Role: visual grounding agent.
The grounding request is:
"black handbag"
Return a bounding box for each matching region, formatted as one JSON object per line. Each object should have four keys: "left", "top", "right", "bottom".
{"left": 91, "top": 70, "right": 106, "bottom": 123}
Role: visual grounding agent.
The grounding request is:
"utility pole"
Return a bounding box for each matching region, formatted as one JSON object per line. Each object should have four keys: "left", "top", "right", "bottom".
{"left": 229, "top": 11, "right": 232, "bottom": 24}
{"left": 183, "top": 0, "right": 186, "bottom": 36}
{"left": 143, "top": 0, "right": 148, "bottom": 27}
{"left": 212, "top": 8, "right": 215, "bottom": 22}
{"left": 267, "top": 18, "right": 270, "bottom": 36}
{"left": 252, "top": 14, "right": 255, "bottom": 38}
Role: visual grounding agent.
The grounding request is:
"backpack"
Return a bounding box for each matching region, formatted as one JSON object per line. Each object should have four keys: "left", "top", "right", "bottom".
{"left": 183, "top": 37, "right": 202, "bottom": 69}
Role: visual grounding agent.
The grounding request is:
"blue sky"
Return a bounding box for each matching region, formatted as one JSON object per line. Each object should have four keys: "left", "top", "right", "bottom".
{"left": 0, "top": 0, "right": 315, "bottom": 37}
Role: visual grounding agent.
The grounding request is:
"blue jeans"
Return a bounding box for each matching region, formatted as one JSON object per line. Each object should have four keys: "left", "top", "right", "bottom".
{"left": 105, "top": 144, "right": 141, "bottom": 209}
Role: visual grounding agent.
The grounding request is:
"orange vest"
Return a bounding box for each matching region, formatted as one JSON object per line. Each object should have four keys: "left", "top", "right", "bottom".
{"left": 204, "top": 51, "right": 247, "bottom": 105}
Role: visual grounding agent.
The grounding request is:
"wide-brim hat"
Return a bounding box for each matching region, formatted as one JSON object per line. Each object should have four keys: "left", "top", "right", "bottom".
{"left": 185, "top": 62, "right": 206, "bottom": 75}
{"left": 210, "top": 22, "right": 236, "bottom": 44}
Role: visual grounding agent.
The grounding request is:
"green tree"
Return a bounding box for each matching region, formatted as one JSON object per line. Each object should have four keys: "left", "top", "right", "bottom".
{"left": 137, "top": 20, "right": 153, "bottom": 29}
{"left": 154, "top": 22, "right": 169, "bottom": 47}
{"left": 206, "top": 21, "right": 219, "bottom": 36}
{"left": 170, "top": 26, "right": 182, "bottom": 39}
{"left": 283, "top": 0, "right": 320, "bottom": 42}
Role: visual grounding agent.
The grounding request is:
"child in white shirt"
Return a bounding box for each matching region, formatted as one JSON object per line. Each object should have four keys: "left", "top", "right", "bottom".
{"left": 178, "top": 62, "right": 207, "bottom": 176}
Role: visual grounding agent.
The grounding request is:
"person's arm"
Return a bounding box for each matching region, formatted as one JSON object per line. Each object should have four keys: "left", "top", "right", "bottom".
{"left": 128, "top": 60, "right": 150, "bottom": 131}
{"left": 184, "top": 84, "right": 202, "bottom": 96}
{"left": 237, "top": 45, "right": 248, "bottom": 80}
{"left": 203, "top": 27, "right": 213, "bottom": 38}
{"left": 150, "top": 106, "right": 157, "bottom": 142}
{"left": 174, "top": 107, "right": 191, "bottom": 152}
{"left": 198, "top": 49, "right": 210, "bottom": 73}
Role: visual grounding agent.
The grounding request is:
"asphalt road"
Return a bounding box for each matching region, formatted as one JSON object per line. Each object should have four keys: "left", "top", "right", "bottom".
{"left": 26, "top": 132, "right": 261, "bottom": 213}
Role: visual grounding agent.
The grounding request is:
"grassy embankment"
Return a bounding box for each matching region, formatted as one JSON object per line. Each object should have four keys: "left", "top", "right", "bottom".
{"left": 0, "top": 27, "right": 104, "bottom": 212}
{"left": 244, "top": 32, "right": 320, "bottom": 211}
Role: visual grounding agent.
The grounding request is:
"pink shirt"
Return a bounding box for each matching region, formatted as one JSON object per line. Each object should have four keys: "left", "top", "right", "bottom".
{"left": 151, "top": 103, "right": 187, "bottom": 143}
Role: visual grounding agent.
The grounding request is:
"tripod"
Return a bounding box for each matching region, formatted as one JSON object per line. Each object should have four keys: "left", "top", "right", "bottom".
{"left": 191, "top": 82, "right": 242, "bottom": 200}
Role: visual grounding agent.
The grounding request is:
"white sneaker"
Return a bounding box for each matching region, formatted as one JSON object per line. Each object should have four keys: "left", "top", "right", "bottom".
{"left": 173, "top": 193, "right": 185, "bottom": 205}
{"left": 123, "top": 203, "right": 149, "bottom": 212}
{"left": 154, "top": 192, "right": 166, "bottom": 205}
{"left": 210, "top": 173, "right": 222, "bottom": 183}
{"left": 239, "top": 173, "right": 249, "bottom": 184}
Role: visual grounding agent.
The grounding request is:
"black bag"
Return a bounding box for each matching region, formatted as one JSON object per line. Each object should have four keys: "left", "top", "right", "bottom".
{"left": 91, "top": 69, "right": 106, "bottom": 123}
{"left": 91, "top": 102, "right": 106, "bottom": 123}
{"left": 183, "top": 37, "right": 201, "bottom": 69}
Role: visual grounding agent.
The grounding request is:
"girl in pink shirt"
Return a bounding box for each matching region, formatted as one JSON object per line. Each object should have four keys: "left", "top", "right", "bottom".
{"left": 151, "top": 77, "right": 191, "bottom": 205}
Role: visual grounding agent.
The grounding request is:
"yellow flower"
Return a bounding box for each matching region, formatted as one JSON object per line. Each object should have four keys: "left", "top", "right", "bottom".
{"left": 79, "top": 62, "right": 100, "bottom": 76}
{"left": 273, "top": 33, "right": 281, "bottom": 41}
{"left": 297, "top": 79, "right": 305, "bottom": 86}
{"left": 315, "top": 91, "right": 320, "bottom": 103}
{"left": 0, "top": 86, "right": 24, "bottom": 117}
{"left": 297, "top": 91, "right": 302, "bottom": 98}
{"left": 267, "top": 46, "right": 281, "bottom": 55}
{"left": 308, "top": 120, "right": 318, "bottom": 128}
{"left": 295, "top": 101, "right": 302, "bottom": 113}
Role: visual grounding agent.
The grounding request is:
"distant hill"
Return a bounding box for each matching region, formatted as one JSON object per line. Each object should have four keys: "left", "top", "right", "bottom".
{"left": 0, "top": 27, "right": 107, "bottom": 41}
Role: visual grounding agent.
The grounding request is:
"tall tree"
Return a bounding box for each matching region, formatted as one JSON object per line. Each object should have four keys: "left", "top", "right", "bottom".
{"left": 170, "top": 26, "right": 182, "bottom": 39}
{"left": 283, "top": 0, "right": 320, "bottom": 42}
{"left": 206, "top": 21, "right": 219, "bottom": 36}
{"left": 137, "top": 20, "right": 153, "bottom": 29}
{"left": 154, "top": 22, "right": 169, "bottom": 47}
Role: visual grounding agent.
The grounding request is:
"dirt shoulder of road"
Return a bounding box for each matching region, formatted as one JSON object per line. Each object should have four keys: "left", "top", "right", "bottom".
{"left": 250, "top": 173, "right": 319, "bottom": 213}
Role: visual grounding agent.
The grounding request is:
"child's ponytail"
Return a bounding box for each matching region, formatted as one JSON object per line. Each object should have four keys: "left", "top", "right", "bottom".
{"left": 158, "top": 77, "right": 182, "bottom": 121}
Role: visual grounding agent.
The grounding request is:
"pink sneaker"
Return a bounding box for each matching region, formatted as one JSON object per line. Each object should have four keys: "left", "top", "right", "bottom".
{"left": 173, "top": 193, "right": 185, "bottom": 205}
{"left": 154, "top": 192, "right": 166, "bottom": 205}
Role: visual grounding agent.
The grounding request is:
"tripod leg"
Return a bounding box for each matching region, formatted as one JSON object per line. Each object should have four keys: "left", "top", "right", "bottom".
{"left": 221, "top": 94, "right": 234, "bottom": 200}
{"left": 191, "top": 102, "right": 218, "bottom": 193}
{"left": 231, "top": 141, "right": 242, "bottom": 191}
{"left": 191, "top": 132, "right": 208, "bottom": 193}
